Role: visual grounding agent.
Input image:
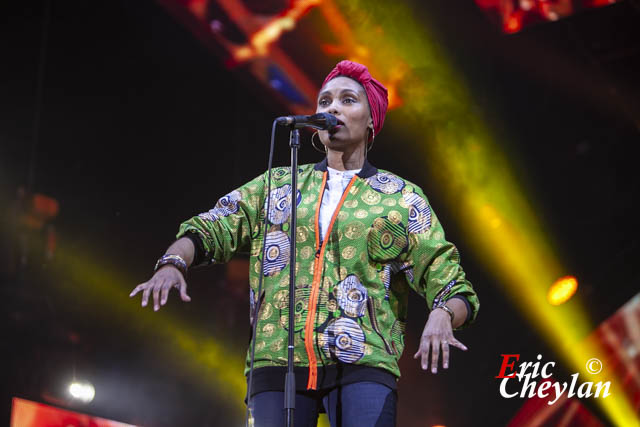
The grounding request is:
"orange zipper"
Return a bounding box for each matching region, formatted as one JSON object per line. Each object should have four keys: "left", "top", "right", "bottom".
{"left": 304, "top": 171, "right": 357, "bottom": 389}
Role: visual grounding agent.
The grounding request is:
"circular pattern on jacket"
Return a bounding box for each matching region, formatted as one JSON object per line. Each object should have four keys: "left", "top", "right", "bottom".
{"left": 387, "top": 210, "right": 402, "bottom": 224}
{"left": 324, "top": 250, "right": 336, "bottom": 264}
{"left": 215, "top": 190, "right": 242, "bottom": 216}
{"left": 344, "top": 221, "right": 365, "bottom": 239}
{"left": 336, "top": 275, "right": 368, "bottom": 318}
{"left": 300, "top": 246, "right": 313, "bottom": 260}
{"left": 322, "top": 318, "right": 365, "bottom": 364}
{"left": 273, "top": 168, "right": 288, "bottom": 179}
{"left": 279, "top": 287, "right": 310, "bottom": 332}
{"left": 354, "top": 209, "right": 368, "bottom": 219}
{"left": 361, "top": 189, "right": 382, "bottom": 206}
{"left": 344, "top": 199, "right": 358, "bottom": 209}
{"left": 262, "top": 323, "right": 275, "bottom": 337}
{"left": 341, "top": 246, "right": 356, "bottom": 260}
{"left": 266, "top": 184, "right": 301, "bottom": 225}
{"left": 263, "top": 231, "right": 290, "bottom": 276}
{"left": 403, "top": 192, "right": 432, "bottom": 234}
{"left": 273, "top": 290, "right": 289, "bottom": 309}
{"left": 367, "top": 217, "right": 409, "bottom": 261}
{"left": 270, "top": 337, "right": 284, "bottom": 352}
{"left": 293, "top": 297, "right": 307, "bottom": 328}
{"left": 259, "top": 302, "right": 273, "bottom": 320}
{"left": 367, "top": 172, "right": 405, "bottom": 194}
{"left": 199, "top": 190, "right": 242, "bottom": 221}
{"left": 370, "top": 205, "right": 384, "bottom": 215}
{"left": 296, "top": 226, "right": 308, "bottom": 243}
{"left": 380, "top": 231, "right": 393, "bottom": 248}
{"left": 279, "top": 274, "right": 290, "bottom": 287}
{"left": 294, "top": 296, "right": 308, "bottom": 316}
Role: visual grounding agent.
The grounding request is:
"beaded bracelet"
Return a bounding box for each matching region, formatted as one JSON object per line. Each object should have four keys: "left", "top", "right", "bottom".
{"left": 154, "top": 254, "right": 188, "bottom": 277}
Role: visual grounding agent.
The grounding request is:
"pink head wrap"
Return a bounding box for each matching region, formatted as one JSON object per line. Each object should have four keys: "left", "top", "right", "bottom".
{"left": 321, "top": 60, "right": 388, "bottom": 138}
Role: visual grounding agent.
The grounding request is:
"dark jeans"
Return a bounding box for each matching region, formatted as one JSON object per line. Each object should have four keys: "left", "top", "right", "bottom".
{"left": 249, "top": 381, "right": 397, "bottom": 427}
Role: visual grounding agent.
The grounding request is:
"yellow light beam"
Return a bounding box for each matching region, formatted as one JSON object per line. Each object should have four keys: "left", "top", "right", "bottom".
{"left": 49, "top": 239, "right": 247, "bottom": 417}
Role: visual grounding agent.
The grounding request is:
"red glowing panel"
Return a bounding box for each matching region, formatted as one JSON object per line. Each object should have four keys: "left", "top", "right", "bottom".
{"left": 10, "top": 397, "right": 137, "bottom": 427}
{"left": 584, "top": 0, "right": 617, "bottom": 7}
{"left": 505, "top": 10, "right": 523, "bottom": 34}
{"left": 475, "top": 0, "right": 620, "bottom": 33}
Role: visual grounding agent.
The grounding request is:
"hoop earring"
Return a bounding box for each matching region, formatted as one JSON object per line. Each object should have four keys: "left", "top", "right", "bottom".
{"left": 366, "top": 128, "right": 375, "bottom": 153}
{"left": 311, "top": 131, "right": 326, "bottom": 153}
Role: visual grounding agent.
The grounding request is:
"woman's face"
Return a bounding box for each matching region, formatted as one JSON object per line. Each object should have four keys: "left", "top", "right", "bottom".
{"left": 315, "top": 76, "right": 372, "bottom": 151}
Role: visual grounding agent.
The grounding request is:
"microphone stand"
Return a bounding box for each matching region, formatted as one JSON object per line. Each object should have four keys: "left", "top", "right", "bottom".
{"left": 284, "top": 127, "right": 299, "bottom": 427}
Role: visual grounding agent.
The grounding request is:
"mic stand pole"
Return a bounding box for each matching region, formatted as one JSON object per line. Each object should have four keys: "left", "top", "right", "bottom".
{"left": 284, "top": 127, "right": 300, "bottom": 427}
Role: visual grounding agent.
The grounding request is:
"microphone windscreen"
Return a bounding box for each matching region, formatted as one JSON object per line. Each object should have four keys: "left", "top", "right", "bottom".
{"left": 311, "top": 113, "right": 337, "bottom": 130}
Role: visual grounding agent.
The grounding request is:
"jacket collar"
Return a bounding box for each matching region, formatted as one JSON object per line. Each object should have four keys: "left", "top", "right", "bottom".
{"left": 313, "top": 157, "right": 378, "bottom": 179}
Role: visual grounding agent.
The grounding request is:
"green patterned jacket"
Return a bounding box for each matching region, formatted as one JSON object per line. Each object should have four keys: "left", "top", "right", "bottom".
{"left": 177, "top": 158, "right": 479, "bottom": 389}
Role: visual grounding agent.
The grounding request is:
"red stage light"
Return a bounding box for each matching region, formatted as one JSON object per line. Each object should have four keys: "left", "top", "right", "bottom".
{"left": 505, "top": 12, "right": 523, "bottom": 34}
{"left": 586, "top": 0, "right": 616, "bottom": 7}
{"left": 475, "top": 0, "right": 620, "bottom": 33}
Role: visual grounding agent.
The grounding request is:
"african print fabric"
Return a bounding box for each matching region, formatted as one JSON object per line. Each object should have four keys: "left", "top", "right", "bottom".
{"left": 176, "top": 159, "right": 479, "bottom": 389}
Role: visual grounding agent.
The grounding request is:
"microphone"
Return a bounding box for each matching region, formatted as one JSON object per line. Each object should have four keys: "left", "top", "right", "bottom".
{"left": 276, "top": 113, "right": 337, "bottom": 130}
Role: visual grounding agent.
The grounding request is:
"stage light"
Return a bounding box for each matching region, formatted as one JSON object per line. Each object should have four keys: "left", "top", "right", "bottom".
{"left": 547, "top": 275, "right": 578, "bottom": 305}
{"left": 475, "top": 0, "right": 620, "bottom": 33}
{"left": 68, "top": 381, "right": 95, "bottom": 403}
{"left": 505, "top": 12, "right": 523, "bottom": 34}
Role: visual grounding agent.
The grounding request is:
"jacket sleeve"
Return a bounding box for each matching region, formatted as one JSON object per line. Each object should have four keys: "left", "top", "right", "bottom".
{"left": 402, "top": 186, "right": 479, "bottom": 330}
{"left": 175, "top": 172, "right": 266, "bottom": 266}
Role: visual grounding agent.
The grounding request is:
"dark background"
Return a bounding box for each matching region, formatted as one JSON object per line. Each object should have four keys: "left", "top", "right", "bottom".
{"left": 1, "top": 1, "right": 638, "bottom": 426}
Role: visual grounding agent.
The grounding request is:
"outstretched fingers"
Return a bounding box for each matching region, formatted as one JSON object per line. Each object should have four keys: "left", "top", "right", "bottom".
{"left": 130, "top": 271, "right": 190, "bottom": 311}
{"left": 414, "top": 335, "right": 468, "bottom": 374}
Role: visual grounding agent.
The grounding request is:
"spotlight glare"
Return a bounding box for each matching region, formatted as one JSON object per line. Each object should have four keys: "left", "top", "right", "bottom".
{"left": 504, "top": 11, "right": 523, "bottom": 33}
{"left": 68, "top": 381, "right": 95, "bottom": 403}
{"left": 547, "top": 276, "right": 578, "bottom": 305}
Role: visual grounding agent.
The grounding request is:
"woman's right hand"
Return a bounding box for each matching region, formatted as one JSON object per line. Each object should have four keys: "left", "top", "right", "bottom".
{"left": 129, "top": 265, "right": 191, "bottom": 311}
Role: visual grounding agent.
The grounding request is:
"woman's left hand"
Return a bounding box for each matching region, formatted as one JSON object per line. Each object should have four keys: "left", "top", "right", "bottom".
{"left": 413, "top": 308, "right": 468, "bottom": 374}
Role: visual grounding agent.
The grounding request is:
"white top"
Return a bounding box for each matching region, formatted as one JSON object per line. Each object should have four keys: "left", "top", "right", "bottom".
{"left": 318, "top": 166, "right": 361, "bottom": 242}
